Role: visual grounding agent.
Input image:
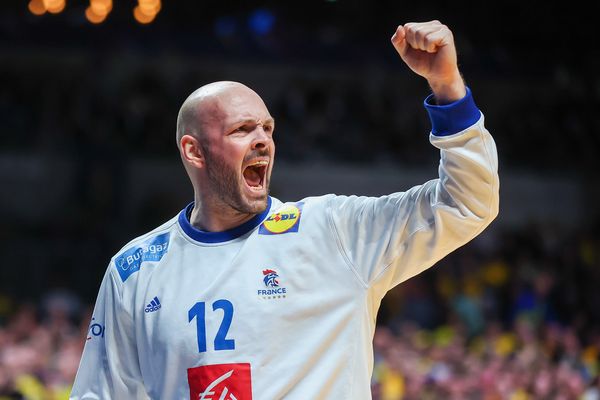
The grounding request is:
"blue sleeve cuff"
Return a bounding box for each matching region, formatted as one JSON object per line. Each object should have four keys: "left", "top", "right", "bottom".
{"left": 424, "top": 86, "right": 481, "bottom": 137}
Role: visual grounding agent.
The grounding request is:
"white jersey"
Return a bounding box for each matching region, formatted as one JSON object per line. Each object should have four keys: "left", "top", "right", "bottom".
{"left": 71, "top": 88, "right": 499, "bottom": 400}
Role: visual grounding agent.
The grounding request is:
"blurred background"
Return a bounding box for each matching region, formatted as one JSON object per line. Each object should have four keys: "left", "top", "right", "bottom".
{"left": 1, "top": 0, "right": 599, "bottom": 399}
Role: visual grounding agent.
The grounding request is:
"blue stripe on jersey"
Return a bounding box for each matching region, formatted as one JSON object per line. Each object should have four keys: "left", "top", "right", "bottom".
{"left": 424, "top": 86, "right": 480, "bottom": 137}
{"left": 178, "top": 197, "right": 272, "bottom": 243}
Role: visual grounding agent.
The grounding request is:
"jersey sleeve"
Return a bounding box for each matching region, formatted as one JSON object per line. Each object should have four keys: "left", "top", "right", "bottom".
{"left": 327, "top": 88, "right": 499, "bottom": 296}
{"left": 70, "top": 264, "right": 149, "bottom": 400}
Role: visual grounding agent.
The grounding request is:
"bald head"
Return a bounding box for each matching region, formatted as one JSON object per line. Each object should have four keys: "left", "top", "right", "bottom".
{"left": 176, "top": 81, "right": 264, "bottom": 148}
{"left": 176, "top": 80, "right": 276, "bottom": 223}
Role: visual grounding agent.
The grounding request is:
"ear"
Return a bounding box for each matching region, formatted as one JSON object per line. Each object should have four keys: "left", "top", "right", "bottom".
{"left": 180, "top": 134, "right": 205, "bottom": 168}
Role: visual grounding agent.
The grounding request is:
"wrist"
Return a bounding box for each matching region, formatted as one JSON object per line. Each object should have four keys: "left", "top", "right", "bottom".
{"left": 427, "top": 73, "right": 466, "bottom": 104}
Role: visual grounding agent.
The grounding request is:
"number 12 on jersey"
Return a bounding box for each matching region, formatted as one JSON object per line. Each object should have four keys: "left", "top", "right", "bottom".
{"left": 188, "top": 299, "right": 236, "bottom": 353}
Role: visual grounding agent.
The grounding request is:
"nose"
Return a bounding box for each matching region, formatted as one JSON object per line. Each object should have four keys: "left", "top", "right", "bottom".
{"left": 251, "top": 125, "right": 272, "bottom": 150}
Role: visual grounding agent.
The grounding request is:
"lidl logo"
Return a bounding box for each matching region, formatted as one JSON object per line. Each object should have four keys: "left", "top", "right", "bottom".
{"left": 259, "top": 202, "right": 304, "bottom": 235}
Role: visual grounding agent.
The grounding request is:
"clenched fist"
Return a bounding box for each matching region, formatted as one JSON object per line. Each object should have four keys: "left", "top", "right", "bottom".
{"left": 391, "top": 20, "right": 466, "bottom": 104}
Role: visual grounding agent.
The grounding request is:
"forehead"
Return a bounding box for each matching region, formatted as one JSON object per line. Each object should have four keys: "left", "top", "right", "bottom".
{"left": 214, "top": 88, "right": 272, "bottom": 126}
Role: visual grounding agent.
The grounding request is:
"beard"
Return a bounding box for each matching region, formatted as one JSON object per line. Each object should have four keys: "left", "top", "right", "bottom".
{"left": 202, "top": 142, "right": 270, "bottom": 215}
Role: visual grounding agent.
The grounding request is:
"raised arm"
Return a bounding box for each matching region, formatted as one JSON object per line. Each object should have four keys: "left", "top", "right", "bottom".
{"left": 328, "top": 20, "right": 500, "bottom": 294}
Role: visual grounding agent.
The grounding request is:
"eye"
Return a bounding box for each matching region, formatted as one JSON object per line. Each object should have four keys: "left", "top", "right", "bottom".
{"left": 232, "top": 125, "right": 250, "bottom": 134}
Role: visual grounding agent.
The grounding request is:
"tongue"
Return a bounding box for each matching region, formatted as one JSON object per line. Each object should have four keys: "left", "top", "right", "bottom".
{"left": 243, "top": 167, "right": 261, "bottom": 187}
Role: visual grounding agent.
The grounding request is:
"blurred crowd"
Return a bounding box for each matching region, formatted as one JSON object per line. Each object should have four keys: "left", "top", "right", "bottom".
{"left": 372, "top": 319, "right": 600, "bottom": 400}
{"left": 370, "top": 219, "right": 600, "bottom": 400}
{"left": 1, "top": 219, "right": 599, "bottom": 399}
{"left": 0, "top": 292, "right": 87, "bottom": 400}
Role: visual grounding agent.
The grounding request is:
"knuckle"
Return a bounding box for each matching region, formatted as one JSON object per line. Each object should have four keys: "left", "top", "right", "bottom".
{"left": 414, "top": 27, "right": 424, "bottom": 40}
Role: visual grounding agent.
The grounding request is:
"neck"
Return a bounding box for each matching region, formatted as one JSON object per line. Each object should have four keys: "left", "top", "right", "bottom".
{"left": 189, "top": 194, "right": 256, "bottom": 232}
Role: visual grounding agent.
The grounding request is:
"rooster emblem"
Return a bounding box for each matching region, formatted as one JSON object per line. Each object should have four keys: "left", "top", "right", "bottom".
{"left": 262, "top": 269, "right": 280, "bottom": 287}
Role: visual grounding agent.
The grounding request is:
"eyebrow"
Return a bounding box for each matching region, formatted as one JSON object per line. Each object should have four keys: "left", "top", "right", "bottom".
{"left": 235, "top": 118, "right": 275, "bottom": 126}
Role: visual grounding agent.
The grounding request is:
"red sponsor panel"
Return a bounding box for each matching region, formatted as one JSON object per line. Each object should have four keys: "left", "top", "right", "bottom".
{"left": 188, "top": 363, "right": 252, "bottom": 400}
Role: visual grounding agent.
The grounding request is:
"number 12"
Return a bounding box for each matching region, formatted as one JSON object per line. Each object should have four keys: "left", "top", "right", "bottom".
{"left": 188, "top": 299, "right": 235, "bottom": 353}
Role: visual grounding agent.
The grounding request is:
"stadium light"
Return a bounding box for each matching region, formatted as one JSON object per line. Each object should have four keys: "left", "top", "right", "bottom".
{"left": 43, "top": 0, "right": 65, "bottom": 14}
{"left": 27, "top": 0, "right": 161, "bottom": 25}
{"left": 85, "top": 6, "right": 107, "bottom": 24}
{"left": 133, "top": 0, "right": 161, "bottom": 25}
{"left": 138, "top": 0, "right": 161, "bottom": 15}
{"left": 90, "top": 0, "right": 112, "bottom": 16}
{"left": 28, "top": 0, "right": 46, "bottom": 15}
{"left": 248, "top": 8, "right": 275, "bottom": 36}
{"left": 85, "top": 0, "right": 111, "bottom": 24}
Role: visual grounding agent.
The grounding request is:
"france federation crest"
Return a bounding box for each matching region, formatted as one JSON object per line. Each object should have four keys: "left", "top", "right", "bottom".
{"left": 262, "top": 269, "right": 279, "bottom": 287}
{"left": 258, "top": 269, "right": 287, "bottom": 299}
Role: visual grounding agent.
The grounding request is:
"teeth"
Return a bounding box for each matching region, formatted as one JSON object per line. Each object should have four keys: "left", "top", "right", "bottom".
{"left": 248, "top": 160, "right": 268, "bottom": 167}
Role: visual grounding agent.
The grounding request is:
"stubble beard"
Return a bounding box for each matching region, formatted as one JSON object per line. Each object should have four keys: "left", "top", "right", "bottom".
{"left": 203, "top": 144, "right": 269, "bottom": 215}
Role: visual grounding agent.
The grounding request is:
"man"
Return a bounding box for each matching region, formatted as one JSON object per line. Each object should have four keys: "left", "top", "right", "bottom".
{"left": 71, "top": 20, "right": 499, "bottom": 399}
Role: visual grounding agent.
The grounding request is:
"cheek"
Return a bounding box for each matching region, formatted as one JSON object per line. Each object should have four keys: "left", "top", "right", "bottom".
{"left": 215, "top": 146, "right": 246, "bottom": 168}
{"left": 265, "top": 141, "right": 275, "bottom": 161}
{"left": 269, "top": 145, "right": 276, "bottom": 166}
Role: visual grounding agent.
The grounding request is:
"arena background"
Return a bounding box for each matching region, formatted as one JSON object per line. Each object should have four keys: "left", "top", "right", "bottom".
{"left": 1, "top": 1, "right": 599, "bottom": 398}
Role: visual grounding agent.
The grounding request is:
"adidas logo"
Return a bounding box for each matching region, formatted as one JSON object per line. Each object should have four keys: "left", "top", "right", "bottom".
{"left": 144, "top": 296, "right": 161, "bottom": 313}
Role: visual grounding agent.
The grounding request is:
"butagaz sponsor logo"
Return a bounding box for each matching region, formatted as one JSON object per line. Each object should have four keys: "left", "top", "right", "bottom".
{"left": 114, "top": 232, "right": 170, "bottom": 282}
{"left": 258, "top": 269, "right": 287, "bottom": 299}
{"left": 144, "top": 296, "right": 162, "bottom": 313}
{"left": 86, "top": 317, "right": 105, "bottom": 340}
{"left": 187, "top": 363, "right": 252, "bottom": 400}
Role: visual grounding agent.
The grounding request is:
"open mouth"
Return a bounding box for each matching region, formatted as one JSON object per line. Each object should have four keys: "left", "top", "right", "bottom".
{"left": 243, "top": 160, "right": 268, "bottom": 190}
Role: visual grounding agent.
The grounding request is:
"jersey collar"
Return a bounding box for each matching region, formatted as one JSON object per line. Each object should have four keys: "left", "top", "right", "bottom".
{"left": 178, "top": 197, "right": 272, "bottom": 243}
